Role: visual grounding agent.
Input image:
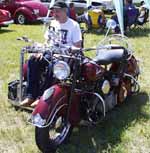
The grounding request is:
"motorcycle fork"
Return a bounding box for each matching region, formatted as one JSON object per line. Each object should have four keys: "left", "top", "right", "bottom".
{"left": 19, "top": 48, "right": 26, "bottom": 102}
{"left": 66, "top": 58, "right": 80, "bottom": 124}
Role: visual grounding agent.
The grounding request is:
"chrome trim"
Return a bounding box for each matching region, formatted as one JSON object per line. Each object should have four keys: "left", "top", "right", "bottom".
{"left": 93, "top": 92, "right": 106, "bottom": 117}
{"left": 28, "top": 113, "right": 46, "bottom": 128}
{"left": 46, "top": 104, "right": 68, "bottom": 128}
{"left": 2, "top": 20, "right": 14, "bottom": 25}
{"left": 74, "top": 89, "right": 106, "bottom": 117}
{"left": 55, "top": 122, "right": 71, "bottom": 144}
{"left": 19, "top": 49, "right": 24, "bottom": 102}
{"left": 29, "top": 93, "right": 67, "bottom": 128}
{"left": 33, "top": 9, "right": 39, "bottom": 15}
{"left": 53, "top": 61, "right": 70, "bottom": 80}
{"left": 28, "top": 103, "right": 68, "bottom": 128}
{"left": 46, "top": 95, "right": 67, "bottom": 124}
{"left": 124, "top": 73, "right": 139, "bottom": 85}
{"left": 48, "top": 104, "right": 68, "bottom": 126}
{"left": 37, "top": 17, "right": 49, "bottom": 21}
{"left": 43, "top": 87, "right": 54, "bottom": 101}
{"left": 124, "top": 73, "right": 140, "bottom": 93}
{"left": 101, "top": 80, "right": 110, "bottom": 94}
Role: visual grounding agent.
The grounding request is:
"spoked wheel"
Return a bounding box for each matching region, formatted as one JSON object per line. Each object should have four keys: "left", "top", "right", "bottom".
{"left": 35, "top": 115, "right": 72, "bottom": 153}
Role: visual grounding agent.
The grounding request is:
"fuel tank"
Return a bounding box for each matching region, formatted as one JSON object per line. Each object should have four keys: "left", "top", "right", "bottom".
{"left": 81, "top": 61, "right": 105, "bottom": 81}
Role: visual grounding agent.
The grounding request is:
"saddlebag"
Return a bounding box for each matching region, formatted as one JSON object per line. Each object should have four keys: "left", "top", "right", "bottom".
{"left": 8, "top": 80, "right": 27, "bottom": 101}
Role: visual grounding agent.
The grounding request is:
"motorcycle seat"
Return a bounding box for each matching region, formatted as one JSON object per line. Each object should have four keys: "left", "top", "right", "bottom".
{"left": 93, "top": 48, "right": 127, "bottom": 65}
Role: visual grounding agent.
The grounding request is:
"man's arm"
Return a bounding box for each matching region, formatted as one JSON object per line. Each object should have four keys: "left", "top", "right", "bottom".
{"left": 73, "top": 40, "right": 82, "bottom": 48}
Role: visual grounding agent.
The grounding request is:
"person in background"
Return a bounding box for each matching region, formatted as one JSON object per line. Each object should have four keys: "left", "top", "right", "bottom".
{"left": 124, "top": 0, "right": 135, "bottom": 10}
{"left": 124, "top": 0, "right": 138, "bottom": 28}
{"left": 111, "top": 0, "right": 138, "bottom": 33}
{"left": 87, "top": 8, "right": 106, "bottom": 32}
{"left": 137, "top": 1, "right": 149, "bottom": 25}
{"left": 77, "top": 6, "right": 106, "bottom": 32}
{"left": 20, "top": 0, "right": 82, "bottom": 107}
{"left": 67, "top": 2, "right": 77, "bottom": 21}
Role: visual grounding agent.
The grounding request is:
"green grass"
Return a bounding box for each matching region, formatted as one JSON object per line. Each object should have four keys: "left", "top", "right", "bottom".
{"left": 0, "top": 22, "right": 150, "bottom": 153}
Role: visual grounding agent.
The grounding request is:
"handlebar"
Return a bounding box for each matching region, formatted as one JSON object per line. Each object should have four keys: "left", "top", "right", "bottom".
{"left": 19, "top": 34, "right": 131, "bottom": 60}
{"left": 21, "top": 42, "right": 128, "bottom": 55}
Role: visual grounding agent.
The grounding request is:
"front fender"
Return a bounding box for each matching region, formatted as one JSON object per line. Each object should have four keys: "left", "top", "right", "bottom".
{"left": 32, "top": 84, "right": 67, "bottom": 118}
{"left": 14, "top": 7, "right": 35, "bottom": 21}
{"left": 30, "top": 84, "right": 81, "bottom": 127}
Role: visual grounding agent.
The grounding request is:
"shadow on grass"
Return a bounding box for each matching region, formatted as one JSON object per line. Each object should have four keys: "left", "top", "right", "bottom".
{"left": 84, "top": 23, "right": 150, "bottom": 38}
{"left": 80, "top": 25, "right": 106, "bottom": 36}
{"left": 26, "top": 21, "right": 44, "bottom": 26}
{"left": 0, "top": 28, "right": 15, "bottom": 34}
{"left": 126, "top": 26, "right": 150, "bottom": 38}
{"left": 59, "top": 92, "right": 149, "bottom": 153}
{"left": 86, "top": 29, "right": 107, "bottom": 36}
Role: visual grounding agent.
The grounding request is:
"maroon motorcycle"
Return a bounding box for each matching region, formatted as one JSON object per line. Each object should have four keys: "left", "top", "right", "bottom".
{"left": 28, "top": 34, "right": 140, "bottom": 153}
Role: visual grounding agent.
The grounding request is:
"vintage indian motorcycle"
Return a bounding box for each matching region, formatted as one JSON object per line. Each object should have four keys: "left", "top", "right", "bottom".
{"left": 26, "top": 34, "right": 140, "bottom": 153}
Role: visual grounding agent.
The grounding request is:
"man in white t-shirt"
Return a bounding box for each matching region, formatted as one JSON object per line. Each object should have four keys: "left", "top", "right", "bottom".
{"left": 45, "top": 1, "right": 82, "bottom": 47}
{"left": 20, "top": 0, "right": 82, "bottom": 107}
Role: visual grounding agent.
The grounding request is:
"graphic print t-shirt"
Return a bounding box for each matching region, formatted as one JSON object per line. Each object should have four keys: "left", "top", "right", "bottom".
{"left": 45, "top": 18, "right": 82, "bottom": 46}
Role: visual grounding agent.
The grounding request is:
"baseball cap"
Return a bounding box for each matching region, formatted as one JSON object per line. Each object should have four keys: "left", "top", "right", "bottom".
{"left": 51, "top": 0, "right": 67, "bottom": 9}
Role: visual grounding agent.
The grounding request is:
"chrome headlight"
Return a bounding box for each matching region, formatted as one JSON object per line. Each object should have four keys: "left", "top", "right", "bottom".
{"left": 101, "top": 80, "right": 110, "bottom": 94}
{"left": 53, "top": 61, "right": 70, "bottom": 80}
{"left": 33, "top": 9, "right": 39, "bottom": 15}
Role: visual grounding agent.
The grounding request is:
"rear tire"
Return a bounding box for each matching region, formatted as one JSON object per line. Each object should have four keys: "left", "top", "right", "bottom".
{"left": 35, "top": 115, "right": 72, "bottom": 153}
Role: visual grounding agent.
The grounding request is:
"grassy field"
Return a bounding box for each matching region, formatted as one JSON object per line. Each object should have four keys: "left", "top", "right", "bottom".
{"left": 0, "top": 22, "right": 150, "bottom": 153}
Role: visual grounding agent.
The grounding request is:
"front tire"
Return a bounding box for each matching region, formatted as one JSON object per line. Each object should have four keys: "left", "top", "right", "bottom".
{"left": 35, "top": 115, "right": 72, "bottom": 153}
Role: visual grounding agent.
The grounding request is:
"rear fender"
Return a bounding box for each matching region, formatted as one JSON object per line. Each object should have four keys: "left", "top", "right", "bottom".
{"left": 14, "top": 7, "right": 35, "bottom": 21}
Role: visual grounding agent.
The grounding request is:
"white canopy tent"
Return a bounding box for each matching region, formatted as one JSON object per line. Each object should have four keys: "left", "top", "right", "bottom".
{"left": 112, "top": 0, "right": 124, "bottom": 36}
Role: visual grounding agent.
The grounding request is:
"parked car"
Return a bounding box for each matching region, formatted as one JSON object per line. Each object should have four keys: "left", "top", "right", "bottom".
{"left": 133, "top": 0, "right": 141, "bottom": 3}
{"left": 0, "top": 0, "right": 48, "bottom": 24}
{"left": 99, "top": 0, "right": 114, "bottom": 12}
{"left": 39, "top": 0, "right": 108, "bottom": 15}
{"left": 0, "top": 9, "right": 13, "bottom": 28}
{"left": 70, "top": 0, "right": 108, "bottom": 14}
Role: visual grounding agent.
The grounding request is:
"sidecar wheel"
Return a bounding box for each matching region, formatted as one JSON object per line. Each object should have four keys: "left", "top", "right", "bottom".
{"left": 35, "top": 115, "right": 72, "bottom": 153}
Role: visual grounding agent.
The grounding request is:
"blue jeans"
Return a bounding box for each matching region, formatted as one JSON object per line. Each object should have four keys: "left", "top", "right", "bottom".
{"left": 26, "top": 54, "right": 53, "bottom": 100}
